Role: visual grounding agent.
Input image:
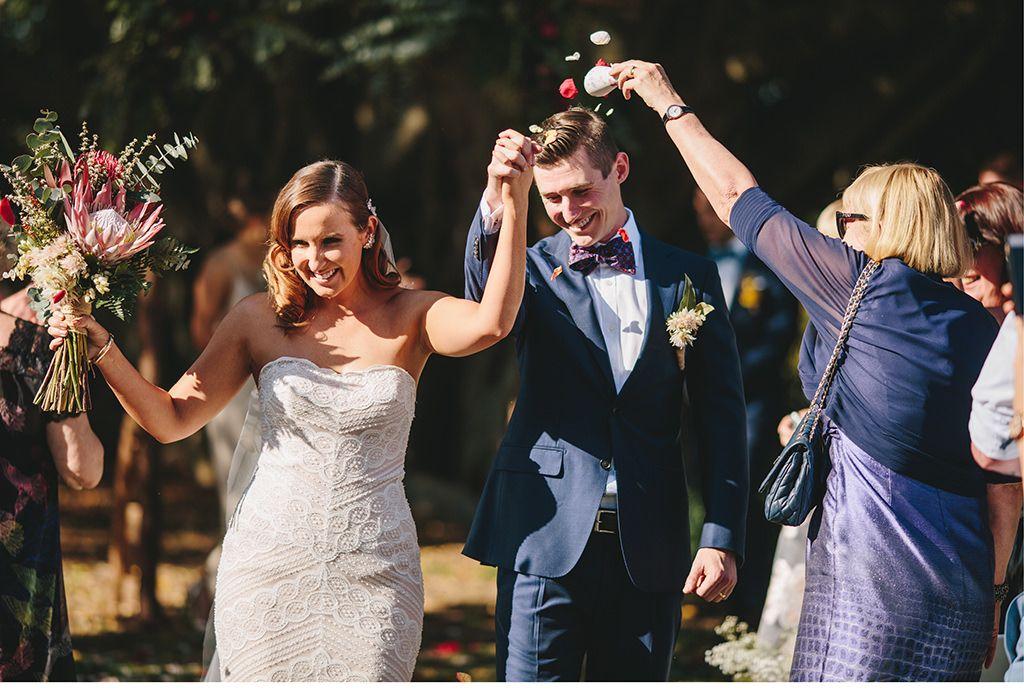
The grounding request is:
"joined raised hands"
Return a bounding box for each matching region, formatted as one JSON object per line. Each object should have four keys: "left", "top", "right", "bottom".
{"left": 488, "top": 129, "right": 538, "bottom": 181}
{"left": 485, "top": 129, "right": 539, "bottom": 213}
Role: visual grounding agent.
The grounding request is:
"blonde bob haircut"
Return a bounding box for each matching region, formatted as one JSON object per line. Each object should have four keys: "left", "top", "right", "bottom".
{"left": 840, "top": 163, "right": 972, "bottom": 277}
{"left": 264, "top": 160, "right": 400, "bottom": 331}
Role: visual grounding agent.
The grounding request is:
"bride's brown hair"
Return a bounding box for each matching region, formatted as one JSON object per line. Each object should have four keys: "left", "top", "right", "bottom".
{"left": 264, "top": 160, "right": 400, "bottom": 331}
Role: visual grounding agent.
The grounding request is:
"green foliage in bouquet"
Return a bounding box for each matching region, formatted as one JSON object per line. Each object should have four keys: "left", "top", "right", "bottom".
{"left": 0, "top": 110, "right": 199, "bottom": 412}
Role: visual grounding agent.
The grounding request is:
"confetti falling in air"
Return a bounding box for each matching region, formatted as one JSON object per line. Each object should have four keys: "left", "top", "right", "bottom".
{"left": 558, "top": 78, "right": 579, "bottom": 99}
{"left": 606, "top": 108, "right": 615, "bottom": 116}
{"left": 590, "top": 30, "right": 611, "bottom": 45}
{"left": 528, "top": 124, "right": 544, "bottom": 134}
{"left": 594, "top": 103, "right": 602, "bottom": 113}
{"left": 565, "top": 52, "right": 580, "bottom": 62}
{"left": 583, "top": 65, "right": 616, "bottom": 97}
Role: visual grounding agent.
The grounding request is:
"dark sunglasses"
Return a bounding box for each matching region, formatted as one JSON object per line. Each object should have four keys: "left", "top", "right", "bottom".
{"left": 835, "top": 212, "right": 868, "bottom": 240}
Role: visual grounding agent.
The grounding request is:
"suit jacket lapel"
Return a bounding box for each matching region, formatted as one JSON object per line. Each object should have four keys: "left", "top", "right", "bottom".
{"left": 540, "top": 233, "right": 616, "bottom": 389}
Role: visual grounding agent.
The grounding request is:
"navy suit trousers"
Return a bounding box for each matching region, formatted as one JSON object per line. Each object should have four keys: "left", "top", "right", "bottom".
{"left": 495, "top": 532, "right": 681, "bottom": 682}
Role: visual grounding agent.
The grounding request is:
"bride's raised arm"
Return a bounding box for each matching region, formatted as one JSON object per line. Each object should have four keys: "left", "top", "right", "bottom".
{"left": 47, "top": 296, "right": 257, "bottom": 444}
{"left": 418, "top": 169, "right": 531, "bottom": 358}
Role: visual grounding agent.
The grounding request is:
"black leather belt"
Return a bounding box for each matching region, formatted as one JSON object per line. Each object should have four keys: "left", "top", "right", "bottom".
{"left": 593, "top": 509, "right": 618, "bottom": 535}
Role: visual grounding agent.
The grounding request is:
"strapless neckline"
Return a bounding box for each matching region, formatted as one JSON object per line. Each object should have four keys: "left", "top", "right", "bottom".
{"left": 258, "top": 356, "right": 416, "bottom": 388}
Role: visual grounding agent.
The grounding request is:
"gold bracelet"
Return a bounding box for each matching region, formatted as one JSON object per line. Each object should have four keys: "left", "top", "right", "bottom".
{"left": 91, "top": 334, "right": 114, "bottom": 366}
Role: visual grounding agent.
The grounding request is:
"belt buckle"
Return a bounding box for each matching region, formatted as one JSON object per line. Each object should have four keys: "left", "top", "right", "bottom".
{"left": 593, "top": 509, "right": 617, "bottom": 535}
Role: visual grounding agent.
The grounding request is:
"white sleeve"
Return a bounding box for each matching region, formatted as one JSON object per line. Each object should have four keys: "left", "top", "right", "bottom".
{"left": 479, "top": 192, "right": 504, "bottom": 235}
{"left": 969, "top": 314, "right": 1019, "bottom": 461}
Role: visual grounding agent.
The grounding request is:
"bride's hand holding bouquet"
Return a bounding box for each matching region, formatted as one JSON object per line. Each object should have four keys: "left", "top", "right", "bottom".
{"left": 0, "top": 110, "right": 197, "bottom": 413}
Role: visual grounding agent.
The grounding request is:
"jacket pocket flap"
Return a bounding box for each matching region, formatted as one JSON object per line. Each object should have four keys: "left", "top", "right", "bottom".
{"left": 494, "top": 445, "right": 564, "bottom": 477}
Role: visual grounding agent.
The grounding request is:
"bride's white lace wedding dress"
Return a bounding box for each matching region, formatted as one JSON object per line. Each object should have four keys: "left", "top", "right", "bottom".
{"left": 212, "top": 356, "right": 423, "bottom": 681}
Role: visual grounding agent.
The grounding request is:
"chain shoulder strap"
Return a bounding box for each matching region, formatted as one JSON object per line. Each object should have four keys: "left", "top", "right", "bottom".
{"left": 806, "top": 259, "right": 880, "bottom": 437}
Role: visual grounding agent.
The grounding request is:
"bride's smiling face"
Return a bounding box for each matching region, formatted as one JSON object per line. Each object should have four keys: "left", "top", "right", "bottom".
{"left": 290, "top": 203, "right": 373, "bottom": 299}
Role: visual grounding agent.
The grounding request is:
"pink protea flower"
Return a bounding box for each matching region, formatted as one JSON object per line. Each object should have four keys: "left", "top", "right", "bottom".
{"left": 93, "top": 150, "right": 123, "bottom": 183}
{"left": 63, "top": 163, "right": 165, "bottom": 263}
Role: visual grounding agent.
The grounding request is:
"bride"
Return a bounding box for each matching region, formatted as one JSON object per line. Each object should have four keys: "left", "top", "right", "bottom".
{"left": 47, "top": 158, "right": 532, "bottom": 681}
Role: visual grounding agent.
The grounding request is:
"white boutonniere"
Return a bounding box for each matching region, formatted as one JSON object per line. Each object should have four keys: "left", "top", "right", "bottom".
{"left": 665, "top": 275, "right": 714, "bottom": 370}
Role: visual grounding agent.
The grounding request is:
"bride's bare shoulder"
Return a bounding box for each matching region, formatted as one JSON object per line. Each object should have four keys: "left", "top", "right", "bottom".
{"left": 385, "top": 286, "right": 449, "bottom": 320}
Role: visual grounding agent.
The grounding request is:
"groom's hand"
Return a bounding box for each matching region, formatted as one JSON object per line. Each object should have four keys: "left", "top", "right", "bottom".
{"left": 484, "top": 129, "right": 538, "bottom": 214}
{"left": 683, "top": 548, "right": 738, "bottom": 603}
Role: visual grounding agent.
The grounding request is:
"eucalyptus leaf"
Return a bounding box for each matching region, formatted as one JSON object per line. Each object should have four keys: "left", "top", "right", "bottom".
{"left": 678, "top": 275, "right": 697, "bottom": 311}
{"left": 33, "top": 118, "right": 51, "bottom": 134}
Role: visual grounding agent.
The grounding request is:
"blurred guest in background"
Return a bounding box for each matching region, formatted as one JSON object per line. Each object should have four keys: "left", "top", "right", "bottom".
{"left": 978, "top": 152, "right": 1023, "bottom": 188}
{"left": 188, "top": 192, "right": 268, "bottom": 612}
{"left": 0, "top": 288, "right": 103, "bottom": 681}
{"left": 959, "top": 186, "right": 1024, "bottom": 675}
{"left": 957, "top": 182, "right": 1021, "bottom": 322}
{"left": 695, "top": 187, "right": 798, "bottom": 626}
{"left": 814, "top": 199, "right": 842, "bottom": 239}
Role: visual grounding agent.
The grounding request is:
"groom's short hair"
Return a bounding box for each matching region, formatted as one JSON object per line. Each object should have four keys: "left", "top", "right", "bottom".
{"left": 532, "top": 107, "right": 619, "bottom": 178}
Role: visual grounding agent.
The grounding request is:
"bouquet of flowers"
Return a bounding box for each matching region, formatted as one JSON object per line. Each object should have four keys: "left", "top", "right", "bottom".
{"left": 0, "top": 110, "right": 197, "bottom": 413}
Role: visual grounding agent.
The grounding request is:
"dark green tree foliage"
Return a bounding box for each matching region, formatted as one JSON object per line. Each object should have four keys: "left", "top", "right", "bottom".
{"left": 1, "top": 0, "right": 1020, "bottom": 483}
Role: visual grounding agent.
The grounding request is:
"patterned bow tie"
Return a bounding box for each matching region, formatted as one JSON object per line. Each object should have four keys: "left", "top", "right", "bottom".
{"left": 568, "top": 235, "right": 636, "bottom": 276}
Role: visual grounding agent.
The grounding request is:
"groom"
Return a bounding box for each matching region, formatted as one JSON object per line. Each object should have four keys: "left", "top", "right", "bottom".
{"left": 462, "top": 107, "right": 748, "bottom": 681}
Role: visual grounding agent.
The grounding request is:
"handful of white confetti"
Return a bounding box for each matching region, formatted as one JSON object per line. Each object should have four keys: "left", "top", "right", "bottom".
{"left": 590, "top": 30, "right": 611, "bottom": 45}
{"left": 584, "top": 65, "right": 617, "bottom": 98}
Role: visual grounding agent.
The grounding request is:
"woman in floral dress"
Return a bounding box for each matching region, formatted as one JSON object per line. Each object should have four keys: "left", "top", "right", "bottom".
{"left": 0, "top": 290, "right": 103, "bottom": 681}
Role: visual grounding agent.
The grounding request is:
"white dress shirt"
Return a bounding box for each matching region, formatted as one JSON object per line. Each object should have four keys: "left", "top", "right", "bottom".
{"left": 970, "top": 313, "right": 1019, "bottom": 464}
{"left": 480, "top": 196, "right": 648, "bottom": 507}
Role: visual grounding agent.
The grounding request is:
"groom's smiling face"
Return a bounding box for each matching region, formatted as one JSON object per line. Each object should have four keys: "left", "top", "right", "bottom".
{"left": 534, "top": 149, "right": 630, "bottom": 248}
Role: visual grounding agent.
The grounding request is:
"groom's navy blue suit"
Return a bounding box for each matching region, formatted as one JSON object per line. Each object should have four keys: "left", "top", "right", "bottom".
{"left": 463, "top": 209, "right": 748, "bottom": 680}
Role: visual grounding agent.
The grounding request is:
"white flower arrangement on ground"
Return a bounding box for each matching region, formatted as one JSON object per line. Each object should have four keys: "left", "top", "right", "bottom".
{"left": 704, "top": 616, "right": 792, "bottom": 682}
{"left": 665, "top": 274, "right": 714, "bottom": 369}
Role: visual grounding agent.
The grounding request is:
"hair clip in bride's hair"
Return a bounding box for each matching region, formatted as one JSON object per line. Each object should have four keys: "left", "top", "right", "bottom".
{"left": 366, "top": 198, "right": 377, "bottom": 216}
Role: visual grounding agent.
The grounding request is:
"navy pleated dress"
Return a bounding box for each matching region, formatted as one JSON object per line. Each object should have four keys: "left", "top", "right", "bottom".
{"left": 730, "top": 187, "right": 998, "bottom": 681}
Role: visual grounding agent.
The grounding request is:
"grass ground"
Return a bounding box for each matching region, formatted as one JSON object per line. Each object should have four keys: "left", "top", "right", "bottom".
{"left": 58, "top": 464, "right": 728, "bottom": 682}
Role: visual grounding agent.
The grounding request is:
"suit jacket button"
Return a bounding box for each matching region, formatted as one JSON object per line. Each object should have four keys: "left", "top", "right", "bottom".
{"left": 473, "top": 236, "right": 481, "bottom": 259}
{"left": 611, "top": 406, "right": 619, "bottom": 415}
{"left": 600, "top": 459, "right": 612, "bottom": 470}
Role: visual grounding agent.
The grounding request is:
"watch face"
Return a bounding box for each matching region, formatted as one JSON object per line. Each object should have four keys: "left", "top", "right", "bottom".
{"left": 666, "top": 105, "right": 683, "bottom": 119}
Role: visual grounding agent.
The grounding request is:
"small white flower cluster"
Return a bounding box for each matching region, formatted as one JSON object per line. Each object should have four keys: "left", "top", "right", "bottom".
{"left": 93, "top": 273, "right": 110, "bottom": 295}
{"left": 666, "top": 307, "right": 708, "bottom": 349}
{"left": 4, "top": 236, "right": 88, "bottom": 297}
{"left": 704, "top": 616, "right": 791, "bottom": 682}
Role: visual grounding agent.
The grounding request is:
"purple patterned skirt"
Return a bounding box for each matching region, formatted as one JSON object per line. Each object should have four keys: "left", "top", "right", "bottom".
{"left": 790, "top": 423, "right": 993, "bottom": 681}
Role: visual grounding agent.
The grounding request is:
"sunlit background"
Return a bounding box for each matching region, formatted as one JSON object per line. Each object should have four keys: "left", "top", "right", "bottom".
{"left": 1, "top": 0, "right": 1021, "bottom": 680}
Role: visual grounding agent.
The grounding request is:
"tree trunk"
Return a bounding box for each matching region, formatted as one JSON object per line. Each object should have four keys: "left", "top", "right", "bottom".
{"left": 107, "top": 275, "right": 165, "bottom": 623}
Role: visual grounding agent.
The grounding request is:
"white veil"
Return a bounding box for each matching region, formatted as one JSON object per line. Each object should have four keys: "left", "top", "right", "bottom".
{"left": 200, "top": 199, "right": 398, "bottom": 681}
{"left": 367, "top": 198, "right": 400, "bottom": 277}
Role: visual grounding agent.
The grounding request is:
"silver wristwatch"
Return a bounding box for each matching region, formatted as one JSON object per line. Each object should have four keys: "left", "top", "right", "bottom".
{"left": 662, "top": 104, "right": 695, "bottom": 125}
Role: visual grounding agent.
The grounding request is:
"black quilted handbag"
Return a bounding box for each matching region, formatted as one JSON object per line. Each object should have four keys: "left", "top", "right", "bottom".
{"left": 759, "top": 260, "right": 879, "bottom": 526}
